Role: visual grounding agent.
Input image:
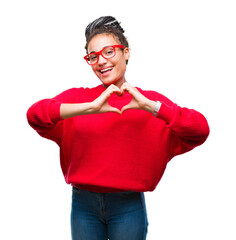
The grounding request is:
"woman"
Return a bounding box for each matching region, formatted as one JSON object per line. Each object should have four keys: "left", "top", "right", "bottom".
{"left": 27, "top": 16, "right": 209, "bottom": 240}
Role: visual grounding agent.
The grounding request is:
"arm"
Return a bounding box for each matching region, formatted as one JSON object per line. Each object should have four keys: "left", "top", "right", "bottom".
{"left": 60, "top": 84, "right": 122, "bottom": 119}
{"left": 120, "top": 82, "right": 209, "bottom": 154}
{"left": 27, "top": 85, "right": 122, "bottom": 138}
{"left": 158, "top": 102, "right": 209, "bottom": 154}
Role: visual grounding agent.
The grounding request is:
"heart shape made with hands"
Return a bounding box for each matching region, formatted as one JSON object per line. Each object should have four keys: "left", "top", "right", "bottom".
{"left": 108, "top": 91, "right": 133, "bottom": 111}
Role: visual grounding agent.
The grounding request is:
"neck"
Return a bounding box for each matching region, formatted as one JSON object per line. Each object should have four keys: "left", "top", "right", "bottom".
{"left": 103, "top": 78, "right": 126, "bottom": 89}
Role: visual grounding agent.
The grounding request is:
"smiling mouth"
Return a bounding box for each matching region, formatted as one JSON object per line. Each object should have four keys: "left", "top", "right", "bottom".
{"left": 99, "top": 67, "right": 113, "bottom": 74}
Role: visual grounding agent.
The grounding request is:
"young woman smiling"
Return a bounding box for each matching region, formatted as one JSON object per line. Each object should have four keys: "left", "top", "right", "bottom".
{"left": 27, "top": 16, "right": 209, "bottom": 240}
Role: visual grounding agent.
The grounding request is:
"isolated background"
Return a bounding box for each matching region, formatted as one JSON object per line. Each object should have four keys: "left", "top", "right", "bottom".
{"left": 1, "top": 0, "right": 235, "bottom": 239}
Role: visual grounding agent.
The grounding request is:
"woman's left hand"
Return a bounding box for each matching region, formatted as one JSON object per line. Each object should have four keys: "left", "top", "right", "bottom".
{"left": 120, "top": 82, "right": 157, "bottom": 114}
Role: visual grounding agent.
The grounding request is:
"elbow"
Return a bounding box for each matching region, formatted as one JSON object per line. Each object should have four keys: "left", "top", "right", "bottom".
{"left": 203, "top": 121, "right": 210, "bottom": 143}
{"left": 198, "top": 115, "right": 210, "bottom": 145}
{"left": 26, "top": 105, "right": 35, "bottom": 128}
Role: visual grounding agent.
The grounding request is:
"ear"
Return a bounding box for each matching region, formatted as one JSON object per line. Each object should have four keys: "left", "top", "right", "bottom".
{"left": 123, "top": 47, "right": 130, "bottom": 62}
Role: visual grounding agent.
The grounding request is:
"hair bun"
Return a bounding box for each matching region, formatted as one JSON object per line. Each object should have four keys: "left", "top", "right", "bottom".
{"left": 85, "top": 16, "right": 124, "bottom": 39}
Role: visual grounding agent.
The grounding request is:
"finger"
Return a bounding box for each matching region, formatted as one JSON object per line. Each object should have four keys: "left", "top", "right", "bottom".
{"left": 109, "top": 84, "right": 121, "bottom": 92}
{"left": 105, "top": 84, "right": 122, "bottom": 97}
{"left": 120, "top": 82, "right": 129, "bottom": 94}
{"left": 101, "top": 89, "right": 120, "bottom": 102}
{"left": 121, "top": 105, "right": 131, "bottom": 114}
{"left": 120, "top": 82, "right": 138, "bottom": 97}
{"left": 121, "top": 102, "right": 136, "bottom": 114}
{"left": 108, "top": 107, "right": 122, "bottom": 114}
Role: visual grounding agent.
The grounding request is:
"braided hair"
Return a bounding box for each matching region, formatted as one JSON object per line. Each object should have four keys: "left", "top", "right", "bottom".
{"left": 85, "top": 16, "right": 129, "bottom": 54}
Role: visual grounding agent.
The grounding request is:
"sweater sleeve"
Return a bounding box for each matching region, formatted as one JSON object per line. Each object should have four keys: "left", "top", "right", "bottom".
{"left": 157, "top": 101, "right": 210, "bottom": 157}
{"left": 26, "top": 88, "right": 77, "bottom": 142}
{"left": 27, "top": 99, "right": 62, "bottom": 139}
{"left": 139, "top": 88, "right": 210, "bottom": 157}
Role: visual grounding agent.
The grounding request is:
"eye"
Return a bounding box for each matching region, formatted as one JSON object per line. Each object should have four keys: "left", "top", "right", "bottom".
{"left": 87, "top": 54, "right": 97, "bottom": 63}
{"left": 90, "top": 54, "right": 97, "bottom": 60}
{"left": 103, "top": 47, "right": 114, "bottom": 57}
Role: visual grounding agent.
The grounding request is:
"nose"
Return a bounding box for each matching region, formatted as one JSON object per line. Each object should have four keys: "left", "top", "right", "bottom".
{"left": 97, "top": 54, "right": 108, "bottom": 65}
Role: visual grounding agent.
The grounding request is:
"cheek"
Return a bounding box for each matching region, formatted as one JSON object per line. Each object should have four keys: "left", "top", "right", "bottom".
{"left": 117, "top": 59, "right": 127, "bottom": 72}
{"left": 91, "top": 65, "right": 96, "bottom": 71}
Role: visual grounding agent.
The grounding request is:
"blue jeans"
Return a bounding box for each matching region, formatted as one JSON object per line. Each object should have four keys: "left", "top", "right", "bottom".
{"left": 71, "top": 187, "right": 148, "bottom": 240}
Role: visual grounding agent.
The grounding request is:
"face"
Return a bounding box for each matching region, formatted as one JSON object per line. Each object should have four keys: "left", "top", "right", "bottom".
{"left": 87, "top": 34, "right": 130, "bottom": 88}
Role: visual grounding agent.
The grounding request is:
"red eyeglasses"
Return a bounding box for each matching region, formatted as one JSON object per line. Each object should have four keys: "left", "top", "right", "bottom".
{"left": 84, "top": 45, "right": 125, "bottom": 65}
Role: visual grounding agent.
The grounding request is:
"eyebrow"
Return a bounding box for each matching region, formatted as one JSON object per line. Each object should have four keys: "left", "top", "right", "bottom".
{"left": 89, "top": 46, "right": 110, "bottom": 54}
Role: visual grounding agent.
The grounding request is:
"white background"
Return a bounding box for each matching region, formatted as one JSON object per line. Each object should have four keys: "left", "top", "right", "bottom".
{"left": 1, "top": 0, "right": 235, "bottom": 239}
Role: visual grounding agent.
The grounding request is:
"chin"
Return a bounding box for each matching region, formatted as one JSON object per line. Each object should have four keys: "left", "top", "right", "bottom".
{"left": 101, "top": 76, "right": 125, "bottom": 87}
{"left": 100, "top": 78, "right": 118, "bottom": 87}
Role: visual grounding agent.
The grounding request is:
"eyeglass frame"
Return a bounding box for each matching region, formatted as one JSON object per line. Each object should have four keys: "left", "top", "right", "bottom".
{"left": 84, "top": 45, "right": 125, "bottom": 65}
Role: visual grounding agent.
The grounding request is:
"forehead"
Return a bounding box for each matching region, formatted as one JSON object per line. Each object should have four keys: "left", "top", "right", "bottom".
{"left": 87, "top": 34, "right": 120, "bottom": 53}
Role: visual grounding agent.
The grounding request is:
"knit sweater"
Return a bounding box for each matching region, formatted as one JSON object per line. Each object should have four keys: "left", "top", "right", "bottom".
{"left": 27, "top": 84, "right": 209, "bottom": 193}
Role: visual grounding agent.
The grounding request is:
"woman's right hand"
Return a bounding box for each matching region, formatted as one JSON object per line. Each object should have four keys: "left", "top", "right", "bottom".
{"left": 60, "top": 84, "right": 121, "bottom": 119}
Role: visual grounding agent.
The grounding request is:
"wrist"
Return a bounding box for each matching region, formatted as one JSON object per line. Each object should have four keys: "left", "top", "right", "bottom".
{"left": 143, "top": 100, "right": 157, "bottom": 113}
{"left": 86, "top": 101, "right": 99, "bottom": 114}
{"left": 152, "top": 101, "right": 162, "bottom": 117}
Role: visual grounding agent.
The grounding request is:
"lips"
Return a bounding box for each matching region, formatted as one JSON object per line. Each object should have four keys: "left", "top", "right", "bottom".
{"left": 99, "top": 67, "right": 113, "bottom": 74}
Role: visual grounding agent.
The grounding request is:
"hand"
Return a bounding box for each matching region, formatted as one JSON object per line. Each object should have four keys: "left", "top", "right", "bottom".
{"left": 92, "top": 84, "right": 122, "bottom": 114}
{"left": 92, "top": 82, "right": 156, "bottom": 115}
{"left": 120, "top": 82, "right": 156, "bottom": 114}
{"left": 60, "top": 83, "right": 156, "bottom": 119}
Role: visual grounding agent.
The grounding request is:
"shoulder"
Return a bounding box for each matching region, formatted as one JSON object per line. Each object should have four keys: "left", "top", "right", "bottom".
{"left": 136, "top": 86, "right": 174, "bottom": 106}
{"left": 71, "top": 84, "right": 104, "bottom": 95}
{"left": 53, "top": 85, "right": 104, "bottom": 102}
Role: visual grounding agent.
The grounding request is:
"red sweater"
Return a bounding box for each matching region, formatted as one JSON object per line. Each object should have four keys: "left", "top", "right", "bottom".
{"left": 27, "top": 85, "right": 209, "bottom": 193}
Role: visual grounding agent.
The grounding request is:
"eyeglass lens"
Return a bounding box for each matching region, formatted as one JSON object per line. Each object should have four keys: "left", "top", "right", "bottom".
{"left": 87, "top": 47, "right": 115, "bottom": 65}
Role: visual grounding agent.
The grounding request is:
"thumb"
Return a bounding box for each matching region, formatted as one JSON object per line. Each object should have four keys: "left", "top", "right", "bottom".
{"left": 108, "top": 106, "right": 122, "bottom": 115}
{"left": 121, "top": 102, "right": 134, "bottom": 114}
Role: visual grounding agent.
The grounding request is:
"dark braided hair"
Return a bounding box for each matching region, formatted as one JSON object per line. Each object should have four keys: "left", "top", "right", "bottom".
{"left": 85, "top": 16, "right": 129, "bottom": 54}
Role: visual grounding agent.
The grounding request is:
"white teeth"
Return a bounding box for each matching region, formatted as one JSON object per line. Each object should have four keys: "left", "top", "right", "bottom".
{"left": 100, "top": 67, "right": 113, "bottom": 73}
